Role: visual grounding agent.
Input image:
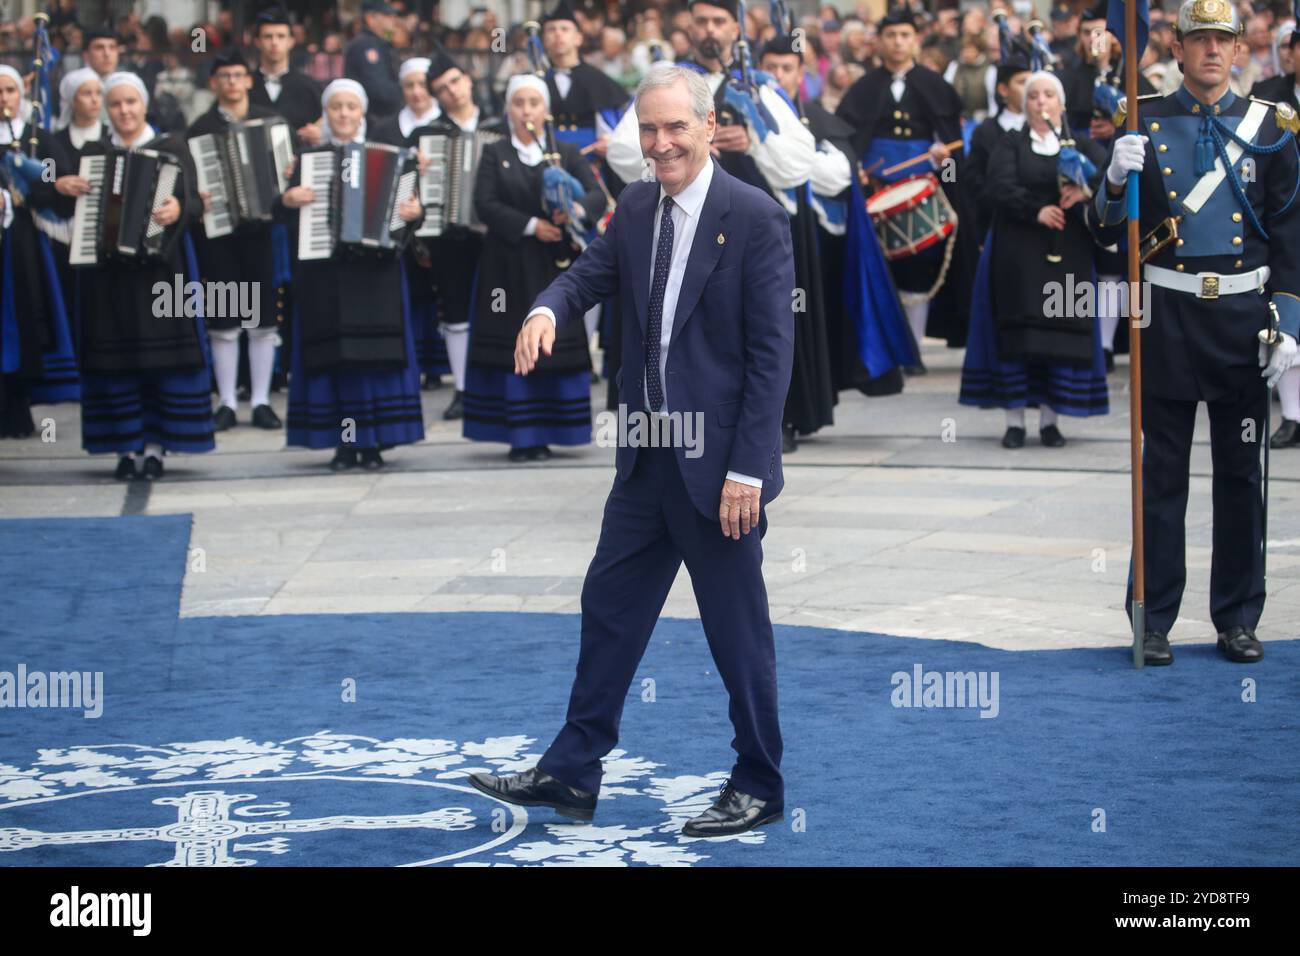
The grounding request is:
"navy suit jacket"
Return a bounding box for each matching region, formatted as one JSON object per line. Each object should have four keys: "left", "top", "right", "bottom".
{"left": 531, "top": 158, "right": 796, "bottom": 518}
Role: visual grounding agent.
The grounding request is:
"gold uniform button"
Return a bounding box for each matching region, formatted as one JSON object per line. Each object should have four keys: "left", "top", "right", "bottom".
{"left": 1176, "top": 263, "right": 1185, "bottom": 271}
{"left": 894, "top": 126, "right": 902, "bottom": 134}
{"left": 1235, "top": 259, "right": 1244, "bottom": 268}
{"left": 1158, "top": 143, "right": 1168, "bottom": 152}
{"left": 1176, "top": 238, "right": 1184, "bottom": 246}
{"left": 1232, "top": 236, "right": 1242, "bottom": 245}
{"left": 1169, "top": 190, "right": 1178, "bottom": 199}
{"left": 1232, "top": 212, "right": 1242, "bottom": 222}
{"left": 893, "top": 110, "right": 902, "bottom": 119}
{"left": 904, "top": 128, "right": 913, "bottom": 136}
{"left": 1163, "top": 167, "right": 1172, "bottom": 175}
{"left": 1151, "top": 121, "right": 1161, "bottom": 131}
{"left": 1191, "top": 104, "right": 1200, "bottom": 113}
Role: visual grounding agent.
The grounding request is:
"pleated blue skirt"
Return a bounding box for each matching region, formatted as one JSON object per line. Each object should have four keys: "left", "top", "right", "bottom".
{"left": 80, "top": 367, "right": 216, "bottom": 454}
{"left": 959, "top": 231, "right": 1109, "bottom": 416}
{"left": 462, "top": 364, "right": 592, "bottom": 448}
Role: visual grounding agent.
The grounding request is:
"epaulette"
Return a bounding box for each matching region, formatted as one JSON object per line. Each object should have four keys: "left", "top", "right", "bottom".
{"left": 1112, "top": 92, "right": 1162, "bottom": 128}
{"left": 1251, "top": 96, "right": 1300, "bottom": 135}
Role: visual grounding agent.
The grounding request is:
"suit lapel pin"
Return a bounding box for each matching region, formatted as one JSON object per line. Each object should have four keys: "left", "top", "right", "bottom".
{"left": 716, "top": 233, "right": 725, "bottom": 245}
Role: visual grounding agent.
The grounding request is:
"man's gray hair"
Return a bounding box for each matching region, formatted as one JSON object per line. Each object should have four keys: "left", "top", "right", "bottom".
{"left": 633, "top": 64, "right": 714, "bottom": 123}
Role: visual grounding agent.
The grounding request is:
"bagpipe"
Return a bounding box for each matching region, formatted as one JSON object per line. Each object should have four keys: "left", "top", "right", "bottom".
{"left": 1040, "top": 108, "right": 1098, "bottom": 264}
{"left": 2, "top": 11, "right": 69, "bottom": 245}
{"left": 720, "top": 0, "right": 777, "bottom": 142}
{"left": 521, "top": 19, "right": 595, "bottom": 254}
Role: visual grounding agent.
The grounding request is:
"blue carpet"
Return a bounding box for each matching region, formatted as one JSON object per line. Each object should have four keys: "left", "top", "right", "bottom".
{"left": 1, "top": 515, "right": 1298, "bottom": 866}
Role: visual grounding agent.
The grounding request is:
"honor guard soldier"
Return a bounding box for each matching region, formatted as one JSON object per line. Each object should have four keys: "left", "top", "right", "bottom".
{"left": 1089, "top": 0, "right": 1300, "bottom": 665}
{"left": 344, "top": 0, "right": 402, "bottom": 121}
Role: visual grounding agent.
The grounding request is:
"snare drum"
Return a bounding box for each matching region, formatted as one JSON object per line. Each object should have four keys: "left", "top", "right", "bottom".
{"left": 866, "top": 174, "right": 957, "bottom": 261}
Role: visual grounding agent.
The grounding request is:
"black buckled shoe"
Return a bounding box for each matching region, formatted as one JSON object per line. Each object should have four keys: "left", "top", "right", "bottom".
{"left": 1217, "top": 625, "right": 1264, "bottom": 663}
{"left": 329, "top": 447, "right": 358, "bottom": 471}
{"left": 358, "top": 448, "right": 385, "bottom": 470}
{"left": 1001, "top": 426, "right": 1026, "bottom": 449}
{"left": 1270, "top": 419, "right": 1300, "bottom": 448}
{"left": 251, "top": 404, "right": 282, "bottom": 429}
{"left": 1142, "top": 630, "right": 1173, "bottom": 666}
{"left": 682, "top": 780, "right": 784, "bottom": 839}
{"left": 114, "top": 456, "right": 137, "bottom": 481}
{"left": 467, "top": 767, "right": 597, "bottom": 821}
{"left": 442, "top": 390, "right": 463, "bottom": 420}
{"left": 213, "top": 405, "right": 237, "bottom": 431}
{"left": 140, "top": 455, "right": 164, "bottom": 480}
{"left": 1039, "top": 424, "right": 1066, "bottom": 447}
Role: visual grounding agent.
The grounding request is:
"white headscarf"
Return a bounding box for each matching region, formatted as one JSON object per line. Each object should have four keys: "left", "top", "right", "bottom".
{"left": 399, "top": 57, "right": 431, "bottom": 82}
{"left": 1025, "top": 70, "right": 1067, "bottom": 155}
{"left": 0, "top": 64, "right": 32, "bottom": 142}
{"left": 505, "top": 73, "right": 550, "bottom": 110}
{"left": 103, "top": 71, "right": 149, "bottom": 108}
{"left": 320, "top": 78, "right": 368, "bottom": 144}
{"left": 57, "top": 67, "right": 102, "bottom": 131}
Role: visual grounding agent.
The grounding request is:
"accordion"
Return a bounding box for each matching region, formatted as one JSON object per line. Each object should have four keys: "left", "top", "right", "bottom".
{"left": 297, "top": 142, "right": 419, "bottom": 261}
{"left": 188, "top": 117, "right": 294, "bottom": 238}
{"left": 415, "top": 127, "right": 503, "bottom": 237}
{"left": 69, "top": 147, "right": 183, "bottom": 266}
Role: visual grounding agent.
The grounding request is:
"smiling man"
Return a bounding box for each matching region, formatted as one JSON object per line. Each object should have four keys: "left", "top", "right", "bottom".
{"left": 467, "top": 65, "right": 796, "bottom": 838}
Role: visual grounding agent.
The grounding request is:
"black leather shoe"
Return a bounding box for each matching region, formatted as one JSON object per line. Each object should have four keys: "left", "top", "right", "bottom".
{"left": 1142, "top": 630, "right": 1173, "bottom": 666}
{"left": 1217, "top": 625, "right": 1263, "bottom": 663}
{"left": 527, "top": 445, "right": 552, "bottom": 461}
{"left": 422, "top": 374, "right": 444, "bottom": 391}
{"left": 1104, "top": 348, "right": 1115, "bottom": 372}
{"left": 467, "top": 767, "right": 597, "bottom": 821}
{"left": 1270, "top": 419, "right": 1300, "bottom": 448}
{"left": 442, "top": 390, "right": 463, "bottom": 420}
{"left": 140, "top": 455, "right": 164, "bottom": 480}
{"left": 903, "top": 362, "right": 927, "bottom": 376}
{"left": 1040, "top": 424, "right": 1066, "bottom": 447}
{"left": 329, "top": 447, "right": 357, "bottom": 471}
{"left": 507, "top": 446, "right": 530, "bottom": 462}
{"left": 359, "top": 448, "right": 385, "bottom": 470}
{"left": 213, "top": 405, "right": 237, "bottom": 431}
{"left": 1001, "top": 426, "right": 1025, "bottom": 448}
{"left": 114, "top": 456, "right": 137, "bottom": 480}
{"left": 682, "top": 780, "right": 784, "bottom": 838}
{"left": 251, "top": 404, "right": 282, "bottom": 429}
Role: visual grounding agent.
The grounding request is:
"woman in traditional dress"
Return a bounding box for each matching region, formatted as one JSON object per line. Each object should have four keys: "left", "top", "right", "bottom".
{"left": 280, "top": 78, "right": 426, "bottom": 471}
{"left": 74, "top": 72, "right": 212, "bottom": 479}
{"left": 464, "top": 73, "right": 605, "bottom": 462}
{"left": 0, "top": 64, "right": 78, "bottom": 437}
{"left": 959, "top": 70, "right": 1110, "bottom": 448}
{"left": 50, "top": 67, "right": 109, "bottom": 360}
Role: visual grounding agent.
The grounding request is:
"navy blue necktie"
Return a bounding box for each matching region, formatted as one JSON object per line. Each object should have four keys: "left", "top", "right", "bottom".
{"left": 646, "top": 195, "right": 675, "bottom": 413}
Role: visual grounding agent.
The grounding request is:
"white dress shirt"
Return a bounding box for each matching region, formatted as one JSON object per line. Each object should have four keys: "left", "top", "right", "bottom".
{"left": 262, "top": 66, "right": 288, "bottom": 102}
{"left": 997, "top": 108, "right": 1027, "bottom": 133}
{"left": 1029, "top": 126, "right": 1061, "bottom": 156}
{"left": 69, "top": 121, "right": 103, "bottom": 150}
{"left": 533, "top": 157, "right": 762, "bottom": 488}
{"left": 398, "top": 102, "right": 441, "bottom": 138}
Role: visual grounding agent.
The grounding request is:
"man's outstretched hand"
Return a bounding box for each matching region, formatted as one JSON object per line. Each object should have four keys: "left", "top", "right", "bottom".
{"left": 719, "top": 479, "right": 761, "bottom": 540}
{"left": 515, "top": 312, "right": 556, "bottom": 376}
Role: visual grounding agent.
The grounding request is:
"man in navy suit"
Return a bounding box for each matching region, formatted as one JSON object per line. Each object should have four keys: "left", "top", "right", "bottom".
{"left": 468, "top": 65, "right": 796, "bottom": 838}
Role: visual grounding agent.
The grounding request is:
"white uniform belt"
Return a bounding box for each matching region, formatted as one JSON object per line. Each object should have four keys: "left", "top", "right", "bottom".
{"left": 1144, "top": 263, "right": 1270, "bottom": 299}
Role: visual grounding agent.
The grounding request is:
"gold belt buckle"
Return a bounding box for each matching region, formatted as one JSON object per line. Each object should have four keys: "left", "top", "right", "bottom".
{"left": 1200, "top": 273, "right": 1221, "bottom": 299}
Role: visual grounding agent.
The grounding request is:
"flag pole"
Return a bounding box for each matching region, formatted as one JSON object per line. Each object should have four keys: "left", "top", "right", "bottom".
{"left": 1124, "top": 0, "right": 1145, "bottom": 669}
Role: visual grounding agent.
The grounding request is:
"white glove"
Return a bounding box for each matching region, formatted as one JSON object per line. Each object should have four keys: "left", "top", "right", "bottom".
{"left": 1260, "top": 332, "right": 1297, "bottom": 389}
{"left": 1106, "top": 134, "right": 1148, "bottom": 187}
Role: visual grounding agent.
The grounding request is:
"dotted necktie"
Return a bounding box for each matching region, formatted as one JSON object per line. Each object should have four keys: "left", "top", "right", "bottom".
{"left": 646, "top": 195, "right": 674, "bottom": 413}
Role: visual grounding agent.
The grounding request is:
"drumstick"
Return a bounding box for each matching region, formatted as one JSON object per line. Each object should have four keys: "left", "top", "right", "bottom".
{"left": 879, "top": 139, "right": 964, "bottom": 179}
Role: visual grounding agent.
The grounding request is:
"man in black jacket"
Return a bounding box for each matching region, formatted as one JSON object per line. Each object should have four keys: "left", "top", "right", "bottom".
{"left": 249, "top": 7, "right": 324, "bottom": 147}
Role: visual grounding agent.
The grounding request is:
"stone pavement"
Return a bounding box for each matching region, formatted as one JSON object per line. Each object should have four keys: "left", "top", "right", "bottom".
{"left": 3, "top": 341, "right": 1299, "bottom": 651}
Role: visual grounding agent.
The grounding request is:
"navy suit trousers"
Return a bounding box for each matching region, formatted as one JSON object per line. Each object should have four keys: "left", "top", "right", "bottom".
{"left": 537, "top": 445, "right": 784, "bottom": 801}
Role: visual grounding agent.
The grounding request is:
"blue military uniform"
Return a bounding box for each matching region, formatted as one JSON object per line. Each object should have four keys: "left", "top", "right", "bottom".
{"left": 1088, "top": 5, "right": 1300, "bottom": 660}
{"left": 344, "top": 28, "right": 401, "bottom": 120}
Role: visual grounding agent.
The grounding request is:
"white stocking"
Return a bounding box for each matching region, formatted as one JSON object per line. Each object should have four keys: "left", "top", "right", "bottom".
{"left": 442, "top": 322, "right": 469, "bottom": 392}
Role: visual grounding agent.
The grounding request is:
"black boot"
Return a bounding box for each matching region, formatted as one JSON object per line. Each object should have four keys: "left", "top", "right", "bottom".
{"left": 1270, "top": 419, "right": 1300, "bottom": 448}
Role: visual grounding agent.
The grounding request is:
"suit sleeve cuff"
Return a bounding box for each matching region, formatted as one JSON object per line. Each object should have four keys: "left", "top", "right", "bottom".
{"left": 1273, "top": 293, "right": 1300, "bottom": 341}
{"left": 528, "top": 306, "right": 557, "bottom": 329}
{"left": 1095, "top": 187, "right": 1127, "bottom": 227}
{"left": 726, "top": 471, "right": 763, "bottom": 488}
{"left": 523, "top": 216, "right": 538, "bottom": 237}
